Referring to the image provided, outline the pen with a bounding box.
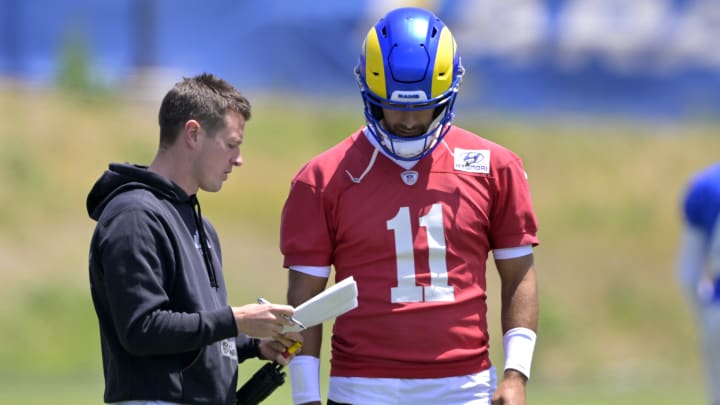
[257,297,306,329]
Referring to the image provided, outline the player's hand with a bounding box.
[232,303,296,338]
[491,369,527,405]
[258,332,304,365]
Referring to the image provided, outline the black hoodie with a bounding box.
[87,163,257,405]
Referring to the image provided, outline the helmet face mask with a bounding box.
[355,7,464,161]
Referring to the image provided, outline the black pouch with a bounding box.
[235,361,286,405]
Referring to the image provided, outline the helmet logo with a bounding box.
[390,90,427,102]
[400,170,419,186]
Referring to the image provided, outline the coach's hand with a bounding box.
[258,332,303,365]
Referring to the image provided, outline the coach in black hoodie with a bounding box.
[87,74,300,405]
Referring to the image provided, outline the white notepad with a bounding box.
[282,276,358,333]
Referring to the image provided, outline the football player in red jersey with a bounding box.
[281,7,539,405]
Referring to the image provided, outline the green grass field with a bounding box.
[0,86,716,404]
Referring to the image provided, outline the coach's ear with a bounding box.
[183,120,202,149]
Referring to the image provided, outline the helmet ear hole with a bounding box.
[370,104,384,120]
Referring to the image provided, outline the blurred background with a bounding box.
[0,0,718,404]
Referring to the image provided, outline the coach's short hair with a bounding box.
[158,73,251,148]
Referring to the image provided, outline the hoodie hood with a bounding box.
[87,163,190,221]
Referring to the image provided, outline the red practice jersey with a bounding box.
[281,127,539,379]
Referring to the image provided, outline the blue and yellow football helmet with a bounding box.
[355,7,464,161]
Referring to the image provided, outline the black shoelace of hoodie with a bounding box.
[190,195,218,288]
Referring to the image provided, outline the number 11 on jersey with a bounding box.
[387,203,455,303]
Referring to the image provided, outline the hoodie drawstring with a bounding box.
[190,195,218,288]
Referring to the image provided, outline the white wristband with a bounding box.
[289,355,321,404]
[503,327,537,379]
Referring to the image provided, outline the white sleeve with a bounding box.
[492,245,533,260]
[290,265,332,278]
[677,224,707,308]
